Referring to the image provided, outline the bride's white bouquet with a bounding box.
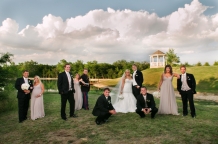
[118,94,124,100]
[21,83,30,90]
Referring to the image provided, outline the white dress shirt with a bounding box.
[181,73,191,91]
[65,71,72,90]
[132,70,137,86]
[23,77,28,84]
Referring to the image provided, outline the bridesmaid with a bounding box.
[157,65,180,115]
[74,73,83,110]
[31,76,45,120]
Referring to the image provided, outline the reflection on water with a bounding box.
[41,80,58,92]
[41,80,99,92]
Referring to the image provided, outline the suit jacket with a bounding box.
[15,77,33,99]
[133,70,144,87]
[92,94,114,116]
[57,71,75,94]
[177,73,196,94]
[136,93,156,111]
[80,74,90,92]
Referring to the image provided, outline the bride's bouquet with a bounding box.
[21,83,30,90]
[118,94,124,100]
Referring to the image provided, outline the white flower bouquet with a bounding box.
[21,83,30,90]
[118,94,124,100]
[153,91,160,98]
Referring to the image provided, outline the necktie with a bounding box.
[143,96,147,107]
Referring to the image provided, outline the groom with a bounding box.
[132,64,144,98]
[15,70,33,123]
[177,65,196,118]
[136,86,158,119]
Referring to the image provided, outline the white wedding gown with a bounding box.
[113,79,137,113]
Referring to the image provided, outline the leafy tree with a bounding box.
[204,62,210,66]
[196,62,202,66]
[213,61,218,66]
[165,49,180,65]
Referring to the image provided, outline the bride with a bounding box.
[111,69,137,113]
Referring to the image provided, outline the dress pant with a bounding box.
[18,96,30,122]
[96,113,112,122]
[132,86,140,98]
[61,90,75,119]
[180,90,196,116]
[136,107,158,118]
[82,92,89,109]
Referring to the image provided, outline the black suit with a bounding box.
[92,94,114,122]
[15,77,33,122]
[177,73,196,117]
[136,93,158,118]
[132,70,144,98]
[80,74,90,109]
[57,71,75,119]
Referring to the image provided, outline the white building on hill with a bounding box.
[149,50,166,68]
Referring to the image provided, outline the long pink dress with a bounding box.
[31,84,45,120]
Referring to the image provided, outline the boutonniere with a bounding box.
[187,76,190,80]
[136,74,138,76]
[146,100,150,102]
[28,80,31,84]
[108,100,111,104]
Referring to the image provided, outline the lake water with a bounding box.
[41,80,99,92]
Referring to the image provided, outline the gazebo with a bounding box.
[149,50,166,68]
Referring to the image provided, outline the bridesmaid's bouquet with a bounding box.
[153,91,160,98]
[21,83,30,90]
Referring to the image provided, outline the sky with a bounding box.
[0,0,218,65]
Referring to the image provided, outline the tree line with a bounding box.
[2,57,150,79]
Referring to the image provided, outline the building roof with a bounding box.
[151,50,165,55]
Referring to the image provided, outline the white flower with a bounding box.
[21,83,30,90]
[118,94,124,100]
[153,91,160,98]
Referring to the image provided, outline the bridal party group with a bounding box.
[15,63,196,125]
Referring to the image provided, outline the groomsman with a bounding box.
[57,64,76,120]
[15,70,33,123]
[92,88,116,125]
[177,65,196,118]
[80,69,90,110]
[136,86,158,119]
[132,64,144,98]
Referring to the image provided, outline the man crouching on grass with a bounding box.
[92,88,116,125]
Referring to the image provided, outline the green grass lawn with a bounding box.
[99,66,218,93]
[0,91,218,144]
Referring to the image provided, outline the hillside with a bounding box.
[99,66,218,93]
[142,66,218,93]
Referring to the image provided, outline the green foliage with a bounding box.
[204,62,210,66]
[165,48,180,65]
[3,59,149,79]
[213,61,218,66]
[196,62,202,66]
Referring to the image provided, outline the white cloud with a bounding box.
[0,0,217,65]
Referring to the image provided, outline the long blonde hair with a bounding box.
[34,75,42,84]
[124,69,131,78]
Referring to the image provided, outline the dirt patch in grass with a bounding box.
[47,129,88,144]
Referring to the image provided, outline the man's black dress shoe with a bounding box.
[62,118,67,121]
[183,114,188,116]
[95,120,102,125]
[70,114,78,118]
